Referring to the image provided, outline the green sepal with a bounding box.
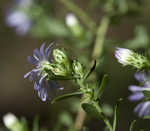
[94,74,108,100]
[51,92,83,104]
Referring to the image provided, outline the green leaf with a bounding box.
[113,98,122,131]
[142,91,150,98]
[94,74,108,100]
[129,120,136,131]
[51,92,83,104]
[84,60,96,80]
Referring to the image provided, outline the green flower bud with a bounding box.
[53,49,69,64]
[72,60,84,78]
[49,64,68,77]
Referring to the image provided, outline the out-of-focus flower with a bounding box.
[115,47,150,70]
[15,0,33,8]
[66,13,78,27]
[134,101,150,117]
[65,13,84,37]
[128,71,150,117]
[24,43,63,101]
[3,113,18,128]
[6,11,32,35]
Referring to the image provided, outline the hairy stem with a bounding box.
[60,0,96,32]
[74,15,110,130]
[93,101,113,131]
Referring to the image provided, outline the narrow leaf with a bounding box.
[129,120,136,131]
[84,60,96,80]
[51,92,82,104]
[113,98,122,131]
[94,74,108,100]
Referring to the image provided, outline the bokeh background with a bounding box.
[0,0,150,130]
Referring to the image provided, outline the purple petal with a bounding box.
[24,71,31,79]
[33,49,42,60]
[128,93,144,101]
[138,102,150,117]
[38,88,48,102]
[39,75,47,85]
[134,72,146,82]
[34,82,40,91]
[129,85,144,92]
[45,44,52,57]
[28,56,38,65]
[40,43,46,59]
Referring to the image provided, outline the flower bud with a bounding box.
[115,48,150,70]
[49,64,68,77]
[53,49,69,64]
[3,113,23,131]
[65,13,83,37]
[72,60,84,78]
[3,113,18,128]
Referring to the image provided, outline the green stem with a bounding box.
[92,15,110,59]
[60,0,96,32]
[93,101,113,131]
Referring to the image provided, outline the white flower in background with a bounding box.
[3,113,18,128]
[115,48,134,66]
[65,13,78,27]
[6,11,32,35]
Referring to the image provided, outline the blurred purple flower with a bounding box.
[128,71,150,117]
[24,43,63,101]
[6,11,32,35]
[15,0,33,8]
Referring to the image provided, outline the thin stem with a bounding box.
[74,15,110,131]
[93,101,113,131]
[60,0,96,32]
[92,15,110,59]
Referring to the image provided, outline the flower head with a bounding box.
[24,43,63,101]
[128,71,150,117]
[65,13,78,27]
[115,47,150,70]
[115,48,134,66]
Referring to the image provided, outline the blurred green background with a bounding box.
[0,0,150,130]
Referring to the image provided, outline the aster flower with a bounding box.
[24,43,63,101]
[115,48,134,66]
[115,47,150,70]
[128,71,150,117]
